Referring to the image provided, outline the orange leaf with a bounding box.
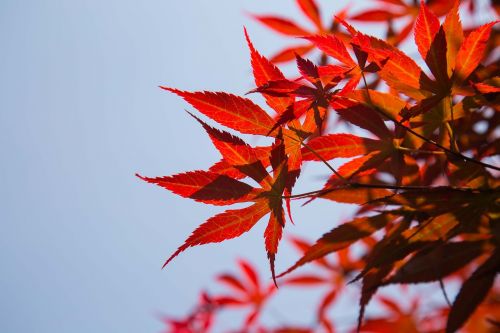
[163,87,274,135]
[443,1,463,76]
[415,3,449,87]
[454,21,498,85]
[414,1,440,65]
[345,89,407,119]
[380,49,435,100]
[321,187,392,205]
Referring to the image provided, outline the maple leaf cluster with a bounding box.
[138,0,499,332]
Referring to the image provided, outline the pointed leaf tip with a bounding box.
[163,202,269,270]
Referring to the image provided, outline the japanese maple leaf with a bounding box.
[302,32,385,94]
[300,92,422,187]
[245,30,310,224]
[350,0,458,46]
[348,2,497,123]
[212,259,276,329]
[344,11,443,106]
[250,53,344,133]
[251,0,351,63]
[279,213,394,278]
[282,237,364,332]
[161,291,215,333]
[256,326,314,333]
[460,284,500,333]
[357,294,440,333]
[137,115,290,284]
[446,250,500,333]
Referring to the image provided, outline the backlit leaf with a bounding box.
[454,21,498,85]
[163,87,274,135]
[163,202,269,268]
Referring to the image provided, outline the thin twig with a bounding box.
[358,72,500,172]
[281,183,494,200]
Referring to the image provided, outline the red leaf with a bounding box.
[270,44,315,63]
[303,35,356,66]
[296,0,322,29]
[330,97,393,139]
[196,119,272,186]
[163,202,269,268]
[355,33,436,99]
[377,0,406,5]
[213,258,276,325]
[252,79,313,97]
[252,15,311,36]
[414,1,440,65]
[214,296,245,306]
[136,171,259,205]
[472,81,500,94]
[342,72,362,93]
[208,159,247,180]
[244,28,293,113]
[428,0,457,16]
[351,9,406,22]
[238,259,260,290]
[318,64,350,77]
[279,214,391,277]
[327,152,386,182]
[301,133,383,161]
[443,1,463,76]
[162,87,274,135]
[318,289,337,320]
[415,3,449,86]
[284,274,327,286]
[266,209,285,285]
[218,274,248,293]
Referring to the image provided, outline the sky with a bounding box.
[0,1,355,332]
[2,1,496,332]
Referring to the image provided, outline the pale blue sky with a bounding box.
[0,1,354,332]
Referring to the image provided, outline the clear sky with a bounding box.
[0,1,354,332]
[4,1,494,332]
